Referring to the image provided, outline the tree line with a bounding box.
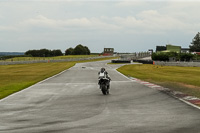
[65,44,90,55]
[25,49,63,57]
[25,44,90,57]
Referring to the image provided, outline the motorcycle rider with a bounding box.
[98,67,111,89]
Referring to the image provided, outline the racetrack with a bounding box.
[0,60,200,133]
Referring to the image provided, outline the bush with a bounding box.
[179,53,194,61]
[152,52,169,61]
[152,52,194,62]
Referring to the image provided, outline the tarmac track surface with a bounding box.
[0,60,200,133]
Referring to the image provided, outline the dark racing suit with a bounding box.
[98,71,111,89]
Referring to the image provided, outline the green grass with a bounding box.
[117,64,200,98]
[0,56,117,99]
[0,62,75,99]
[2,55,99,61]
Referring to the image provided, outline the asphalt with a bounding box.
[0,60,200,133]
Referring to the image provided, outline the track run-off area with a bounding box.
[0,60,200,133]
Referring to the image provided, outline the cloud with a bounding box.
[115,1,145,7]
[1,0,200,53]
[13,12,196,36]
[109,11,186,34]
[136,10,186,30]
[0,26,18,31]
[22,15,60,29]
[160,1,200,33]
[21,15,120,31]
[3,1,200,35]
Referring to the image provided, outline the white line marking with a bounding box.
[114,69,133,81]
[140,82,150,84]
[183,96,200,101]
[111,81,133,83]
[144,83,155,86]
[124,76,200,110]
[179,98,200,110]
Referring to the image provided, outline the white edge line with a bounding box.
[132,76,200,110]
[178,98,200,110]
[114,69,133,81]
[105,61,132,81]
[38,69,69,84]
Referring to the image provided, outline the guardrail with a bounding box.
[112,60,131,63]
[133,60,153,64]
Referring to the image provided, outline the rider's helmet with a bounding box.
[101,67,105,73]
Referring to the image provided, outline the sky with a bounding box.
[0,0,200,53]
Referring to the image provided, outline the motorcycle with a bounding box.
[98,78,110,95]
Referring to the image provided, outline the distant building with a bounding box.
[148,49,154,54]
[103,48,114,56]
[181,48,190,53]
[156,44,181,53]
[156,46,166,52]
[165,44,181,53]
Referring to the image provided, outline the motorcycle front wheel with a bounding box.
[101,85,108,95]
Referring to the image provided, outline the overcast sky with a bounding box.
[0,0,200,53]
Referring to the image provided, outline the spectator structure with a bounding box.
[103,48,114,56]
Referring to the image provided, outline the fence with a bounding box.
[118,52,151,60]
[0,56,113,65]
[154,61,200,67]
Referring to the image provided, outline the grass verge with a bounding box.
[0,57,116,99]
[0,62,75,99]
[2,55,99,61]
[117,64,200,98]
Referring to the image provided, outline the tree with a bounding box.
[73,44,85,55]
[83,46,90,55]
[39,49,49,57]
[73,44,90,55]
[25,50,39,57]
[65,48,74,55]
[52,49,63,56]
[65,44,91,55]
[25,49,63,57]
[190,32,200,52]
